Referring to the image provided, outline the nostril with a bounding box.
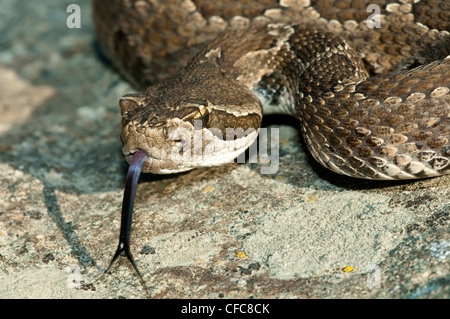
[119,98,139,114]
[119,93,145,114]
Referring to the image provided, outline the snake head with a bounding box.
[119,91,261,174]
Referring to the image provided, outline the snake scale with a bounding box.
[92,0,449,287]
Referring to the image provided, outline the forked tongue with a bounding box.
[104,150,149,291]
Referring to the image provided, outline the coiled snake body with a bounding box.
[93,0,449,287]
[94,0,450,180]
[94,0,450,179]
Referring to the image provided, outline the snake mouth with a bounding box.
[124,150,160,166]
[125,150,149,159]
[124,150,166,164]
[124,149,193,174]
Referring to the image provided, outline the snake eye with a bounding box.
[181,107,210,129]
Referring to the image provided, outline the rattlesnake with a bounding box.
[92,0,449,288]
[94,0,449,179]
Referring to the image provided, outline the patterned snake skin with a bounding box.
[93,0,450,180]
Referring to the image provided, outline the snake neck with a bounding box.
[257,26,369,118]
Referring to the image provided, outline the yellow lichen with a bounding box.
[236,251,248,259]
[301,195,318,203]
[202,186,213,193]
